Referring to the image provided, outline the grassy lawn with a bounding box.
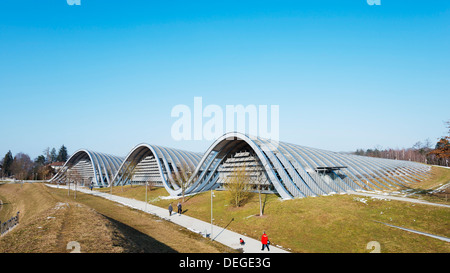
[396,166,450,204]
[102,166,450,253]
[4,165,446,253]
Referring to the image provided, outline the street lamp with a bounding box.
[145,181,148,212]
[110,174,113,199]
[210,189,215,240]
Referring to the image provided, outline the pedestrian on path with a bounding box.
[90,182,93,191]
[169,203,173,216]
[261,231,270,251]
[177,201,182,215]
[240,238,245,246]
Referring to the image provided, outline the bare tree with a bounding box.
[252,168,267,216]
[43,147,51,164]
[10,153,33,181]
[223,164,252,207]
[66,168,82,199]
[171,162,192,202]
[41,165,54,181]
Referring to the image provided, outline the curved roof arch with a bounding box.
[50,149,124,187]
[110,143,203,195]
[183,132,431,199]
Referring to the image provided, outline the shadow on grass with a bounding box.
[262,193,268,215]
[212,217,234,241]
[101,214,178,253]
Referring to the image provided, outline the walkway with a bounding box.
[373,221,450,243]
[45,184,290,253]
[348,191,450,208]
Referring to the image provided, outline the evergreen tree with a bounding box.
[50,148,57,163]
[1,150,14,177]
[57,145,69,162]
[35,155,46,166]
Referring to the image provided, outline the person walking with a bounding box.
[177,201,182,215]
[168,203,173,216]
[261,231,270,251]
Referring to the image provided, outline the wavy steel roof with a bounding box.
[50,133,430,199]
[49,149,124,187]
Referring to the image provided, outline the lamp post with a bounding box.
[110,174,113,200]
[210,189,215,240]
[145,181,148,212]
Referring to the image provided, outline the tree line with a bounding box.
[1,145,69,180]
[353,120,450,167]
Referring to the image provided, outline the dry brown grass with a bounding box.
[0,183,235,253]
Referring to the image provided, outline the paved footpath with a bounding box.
[348,191,450,208]
[45,184,290,253]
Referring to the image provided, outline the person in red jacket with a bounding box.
[261,231,270,251]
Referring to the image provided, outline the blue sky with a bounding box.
[0,0,449,159]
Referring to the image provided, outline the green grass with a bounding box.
[398,166,450,203]
[103,183,450,253]
[92,166,450,253]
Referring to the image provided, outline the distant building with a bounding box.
[50,162,65,172]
